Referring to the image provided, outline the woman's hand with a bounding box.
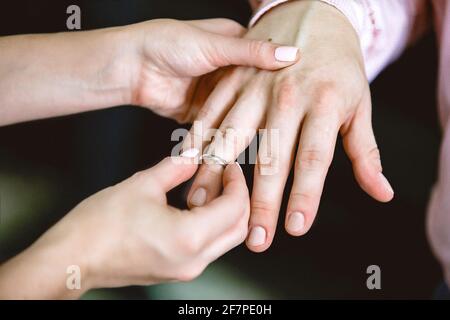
[0,154,249,299]
[125,18,300,122]
[183,1,394,253]
[0,18,299,126]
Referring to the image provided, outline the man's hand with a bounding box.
[184,1,394,253]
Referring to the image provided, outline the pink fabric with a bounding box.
[251,0,450,285]
[249,0,293,27]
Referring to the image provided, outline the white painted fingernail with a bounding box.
[287,211,305,233]
[190,188,207,207]
[379,173,394,195]
[275,46,299,62]
[235,162,243,173]
[247,226,266,247]
[181,148,199,158]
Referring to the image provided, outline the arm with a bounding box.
[0,234,90,299]
[0,19,299,126]
[0,29,132,126]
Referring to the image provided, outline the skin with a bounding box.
[0,18,299,126]
[0,159,249,299]
[185,1,395,253]
[0,18,298,299]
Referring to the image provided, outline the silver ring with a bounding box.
[201,154,229,166]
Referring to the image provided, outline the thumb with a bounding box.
[342,98,394,203]
[206,33,300,71]
[189,163,250,241]
[141,150,200,193]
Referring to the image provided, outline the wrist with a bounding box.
[52,26,142,111]
[248,0,362,60]
[78,26,141,108]
[0,230,93,299]
[31,207,103,298]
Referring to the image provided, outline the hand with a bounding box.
[184,1,394,252]
[0,18,299,126]
[0,155,249,299]
[125,18,300,122]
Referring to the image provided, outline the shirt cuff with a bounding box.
[249,0,290,27]
[249,0,362,39]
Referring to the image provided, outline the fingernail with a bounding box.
[247,226,266,247]
[275,46,299,62]
[190,187,207,207]
[181,148,199,158]
[379,173,394,195]
[235,162,243,173]
[286,212,305,233]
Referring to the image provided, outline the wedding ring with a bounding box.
[201,153,229,167]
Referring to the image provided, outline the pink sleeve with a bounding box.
[249,0,424,82]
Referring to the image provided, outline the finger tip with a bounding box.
[246,225,271,253]
[373,173,395,202]
[357,172,395,203]
[246,242,270,253]
[285,226,308,237]
[379,191,395,203]
[366,189,393,203]
[285,210,309,237]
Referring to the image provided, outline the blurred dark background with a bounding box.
[0,0,442,299]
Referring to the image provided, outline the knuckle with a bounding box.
[296,149,329,171]
[312,82,340,113]
[352,145,382,170]
[217,18,243,34]
[173,229,203,257]
[175,263,207,282]
[216,125,238,144]
[274,76,299,111]
[290,191,318,211]
[251,199,277,219]
[226,216,249,247]
[207,126,244,162]
[197,105,213,121]
[248,40,266,58]
[257,142,290,177]
[130,170,154,191]
[257,153,281,176]
[367,146,382,171]
[368,146,381,160]
[237,223,250,243]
